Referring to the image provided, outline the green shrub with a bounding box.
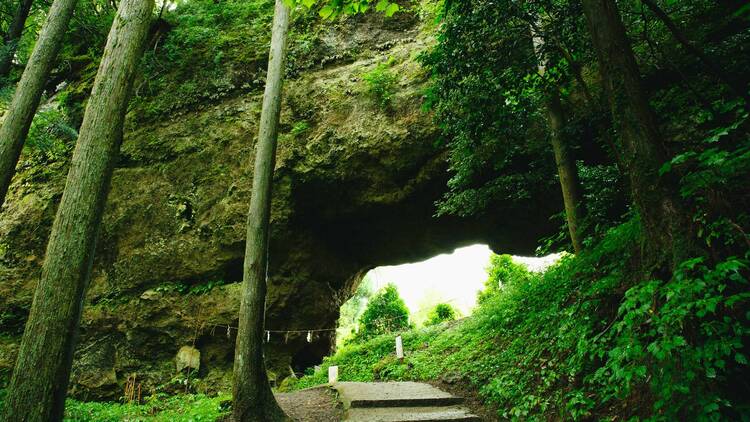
[24,107,78,161]
[153,279,227,296]
[128,0,276,120]
[477,254,530,304]
[351,284,411,342]
[362,61,398,110]
[424,303,457,326]
[290,121,310,136]
[337,276,374,346]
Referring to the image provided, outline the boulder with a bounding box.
[176,345,201,372]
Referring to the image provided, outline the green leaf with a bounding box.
[706,366,716,378]
[734,4,750,18]
[659,162,672,176]
[736,353,748,365]
[319,5,334,18]
[302,0,315,8]
[375,0,388,12]
[385,3,399,17]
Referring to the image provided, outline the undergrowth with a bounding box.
[62,393,230,422]
[285,219,750,420]
[362,60,398,110]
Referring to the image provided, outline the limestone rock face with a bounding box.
[0,11,559,399]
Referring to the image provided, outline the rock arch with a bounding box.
[0,20,559,399]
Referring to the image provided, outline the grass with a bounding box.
[63,393,230,421]
[0,388,229,421]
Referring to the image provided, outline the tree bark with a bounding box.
[546,92,585,253]
[231,0,291,421]
[581,0,692,268]
[640,0,750,105]
[1,0,153,418]
[531,24,585,253]
[0,0,35,77]
[0,0,79,210]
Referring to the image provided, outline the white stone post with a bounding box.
[328,365,339,384]
[395,335,404,361]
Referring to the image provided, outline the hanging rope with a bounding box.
[208,313,412,338]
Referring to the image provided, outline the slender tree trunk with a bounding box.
[546,92,585,253]
[531,24,585,253]
[1,0,153,418]
[545,32,627,176]
[0,0,35,77]
[640,0,750,105]
[231,0,291,421]
[0,0,79,210]
[581,0,693,268]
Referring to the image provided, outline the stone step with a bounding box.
[335,382,464,409]
[345,406,481,422]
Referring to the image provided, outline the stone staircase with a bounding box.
[333,381,481,422]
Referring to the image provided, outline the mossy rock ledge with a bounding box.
[0,12,558,399]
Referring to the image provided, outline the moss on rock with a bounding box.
[0,7,558,399]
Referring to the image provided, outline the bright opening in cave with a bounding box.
[370,244,493,321]
[337,244,561,345]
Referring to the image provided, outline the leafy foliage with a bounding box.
[284,0,400,19]
[63,393,230,421]
[594,255,750,419]
[424,303,456,326]
[419,0,588,218]
[132,0,277,120]
[24,107,78,161]
[337,276,374,345]
[660,100,750,252]
[351,284,411,342]
[476,254,530,304]
[362,61,398,110]
[577,163,628,240]
[292,218,750,419]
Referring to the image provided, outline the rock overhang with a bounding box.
[0,11,561,399]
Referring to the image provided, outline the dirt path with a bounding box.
[276,387,342,422]
[221,382,489,421]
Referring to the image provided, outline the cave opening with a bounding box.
[335,244,562,348]
[336,244,494,346]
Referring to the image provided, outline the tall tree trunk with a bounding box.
[640,0,750,105]
[231,0,291,421]
[531,24,585,253]
[1,0,153,418]
[0,0,79,210]
[581,0,692,268]
[546,92,585,253]
[0,0,35,77]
